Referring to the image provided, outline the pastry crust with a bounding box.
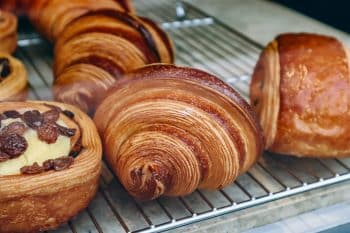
[0,53,28,101]
[53,10,174,114]
[250,33,350,157]
[94,64,263,200]
[0,101,102,233]
[26,0,134,42]
[0,10,17,54]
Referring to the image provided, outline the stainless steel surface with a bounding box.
[15,0,350,232]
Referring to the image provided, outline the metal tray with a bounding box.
[15,0,350,232]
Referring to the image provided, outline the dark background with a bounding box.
[272,1,350,33]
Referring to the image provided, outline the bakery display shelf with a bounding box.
[14,0,350,232]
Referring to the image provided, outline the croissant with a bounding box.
[250,33,350,157]
[94,64,264,200]
[53,10,174,114]
[26,0,133,42]
[0,10,17,54]
[0,53,28,101]
[0,101,102,233]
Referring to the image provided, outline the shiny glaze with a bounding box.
[251,33,350,157]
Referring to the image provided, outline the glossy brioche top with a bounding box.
[251,33,350,157]
[95,64,263,200]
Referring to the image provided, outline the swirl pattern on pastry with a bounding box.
[250,33,350,157]
[0,10,17,54]
[26,0,134,42]
[94,64,264,200]
[53,10,174,114]
[0,53,28,101]
[0,101,102,233]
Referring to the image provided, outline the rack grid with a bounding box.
[14,0,350,232]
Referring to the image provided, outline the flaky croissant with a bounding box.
[94,64,264,200]
[26,0,134,42]
[53,10,174,114]
[0,53,28,101]
[0,101,102,233]
[0,10,17,54]
[250,33,350,157]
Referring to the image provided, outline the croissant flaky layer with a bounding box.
[53,9,174,114]
[0,53,28,101]
[25,0,134,42]
[94,64,264,200]
[0,101,102,233]
[250,33,350,157]
[0,10,17,54]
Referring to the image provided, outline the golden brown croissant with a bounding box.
[0,53,28,101]
[250,33,350,157]
[26,0,134,42]
[0,101,102,233]
[0,10,17,54]
[94,64,264,200]
[53,10,174,114]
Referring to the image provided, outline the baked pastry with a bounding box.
[0,101,102,233]
[94,64,264,200]
[0,53,28,101]
[0,10,17,54]
[250,33,350,157]
[53,10,174,114]
[0,0,29,15]
[26,0,134,42]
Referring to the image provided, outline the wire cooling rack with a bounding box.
[14,0,350,232]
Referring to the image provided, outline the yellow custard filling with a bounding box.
[0,118,71,176]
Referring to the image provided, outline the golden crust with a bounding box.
[26,0,130,42]
[95,64,263,200]
[0,53,28,101]
[0,101,102,233]
[251,33,350,157]
[52,10,174,114]
[0,10,17,54]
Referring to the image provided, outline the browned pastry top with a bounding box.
[275,33,350,156]
[95,64,263,200]
[56,9,161,63]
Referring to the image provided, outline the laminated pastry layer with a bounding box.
[250,40,280,149]
[95,65,263,200]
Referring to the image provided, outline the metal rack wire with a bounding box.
[14,0,350,232]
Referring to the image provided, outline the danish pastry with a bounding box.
[0,101,102,233]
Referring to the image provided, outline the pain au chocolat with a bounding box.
[0,10,17,54]
[94,64,264,200]
[250,33,350,157]
[53,9,174,114]
[0,101,102,233]
[0,53,28,101]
